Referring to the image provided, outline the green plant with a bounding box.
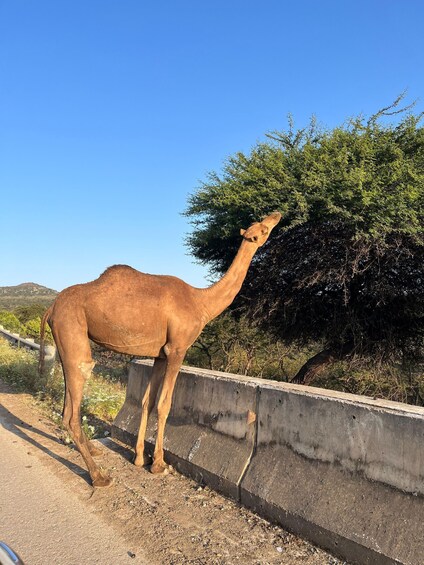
[14,304,47,324]
[185,96,424,379]
[314,356,424,405]
[0,337,42,391]
[0,311,25,334]
[24,316,54,344]
[186,313,316,380]
[81,374,126,423]
[0,337,125,438]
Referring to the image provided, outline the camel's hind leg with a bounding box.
[62,363,101,457]
[55,330,113,487]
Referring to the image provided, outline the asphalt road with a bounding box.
[0,403,146,565]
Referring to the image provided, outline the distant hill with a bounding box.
[0,283,58,309]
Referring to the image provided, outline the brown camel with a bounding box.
[39,211,281,487]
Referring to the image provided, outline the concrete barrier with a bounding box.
[251,382,424,495]
[240,381,424,565]
[112,360,424,565]
[112,360,258,498]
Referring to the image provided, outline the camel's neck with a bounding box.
[197,240,257,322]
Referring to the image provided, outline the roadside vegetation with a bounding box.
[0,337,125,439]
[0,306,53,343]
[185,95,424,403]
[185,314,424,405]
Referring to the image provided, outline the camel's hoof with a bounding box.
[93,475,114,488]
[88,443,103,457]
[150,461,171,475]
[134,453,152,467]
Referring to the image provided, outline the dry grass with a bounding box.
[0,338,126,438]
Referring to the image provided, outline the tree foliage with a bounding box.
[244,223,423,358]
[0,311,25,334]
[185,313,312,379]
[185,99,424,360]
[14,304,47,324]
[0,307,53,344]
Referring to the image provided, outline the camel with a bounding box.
[39,211,281,487]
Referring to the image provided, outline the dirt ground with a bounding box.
[0,380,345,565]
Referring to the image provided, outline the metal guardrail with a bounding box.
[0,325,56,361]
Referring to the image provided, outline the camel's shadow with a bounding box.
[99,435,136,463]
[0,402,92,485]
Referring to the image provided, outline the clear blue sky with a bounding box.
[1,0,423,291]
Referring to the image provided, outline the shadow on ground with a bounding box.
[0,402,92,485]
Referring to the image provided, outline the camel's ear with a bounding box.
[240,228,246,236]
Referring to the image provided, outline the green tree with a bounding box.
[185,98,424,382]
[0,307,53,344]
[14,304,47,324]
[0,311,25,334]
[24,317,53,344]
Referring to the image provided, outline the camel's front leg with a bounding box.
[151,350,185,475]
[134,357,166,467]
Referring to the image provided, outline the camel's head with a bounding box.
[240,211,282,247]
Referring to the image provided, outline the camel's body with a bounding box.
[40,212,281,487]
[63,267,208,358]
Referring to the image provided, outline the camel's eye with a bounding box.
[253,235,258,242]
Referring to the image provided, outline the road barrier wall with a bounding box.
[113,360,259,498]
[112,360,424,565]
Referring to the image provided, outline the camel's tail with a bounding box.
[39,306,53,375]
